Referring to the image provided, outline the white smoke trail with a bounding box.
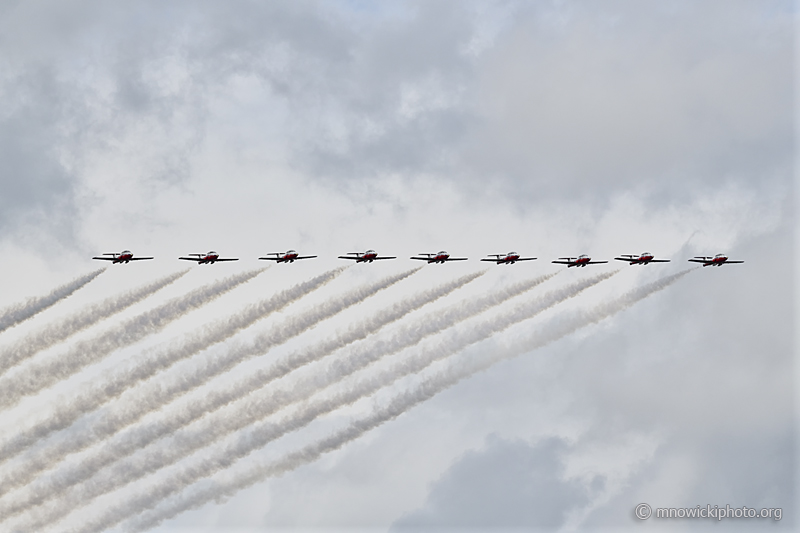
[0,269,104,334]
[0,269,344,499]
[0,269,264,412]
[122,270,691,533]
[253,272,557,399]
[0,270,188,377]
[41,272,609,533]
[0,268,421,524]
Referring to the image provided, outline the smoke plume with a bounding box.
[38,272,611,532]
[123,270,691,532]
[0,269,342,499]
[0,268,420,523]
[0,269,264,411]
[0,269,104,334]
[0,270,187,376]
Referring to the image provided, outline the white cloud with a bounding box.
[0,1,791,531]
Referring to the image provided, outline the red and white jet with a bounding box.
[410,251,468,264]
[552,255,608,268]
[92,250,153,264]
[178,251,239,264]
[614,252,670,265]
[481,252,537,265]
[688,254,744,267]
[338,250,396,263]
[259,250,317,263]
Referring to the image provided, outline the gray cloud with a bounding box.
[536,222,792,529]
[460,0,793,203]
[393,436,589,530]
[0,3,791,529]
[3,0,789,240]
[0,67,78,236]
[582,428,794,531]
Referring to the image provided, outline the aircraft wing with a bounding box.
[585,261,608,264]
[615,257,670,264]
[725,260,744,264]
[92,256,117,261]
[128,257,154,261]
[410,256,431,261]
[481,257,536,263]
[214,258,239,262]
[551,260,574,265]
[178,257,203,262]
[444,257,468,261]
[687,258,709,263]
[260,255,316,261]
[373,256,396,260]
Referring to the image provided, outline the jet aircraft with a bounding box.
[178,251,239,264]
[552,255,608,267]
[92,250,153,264]
[338,250,396,263]
[410,251,468,264]
[688,254,744,267]
[481,252,537,265]
[259,250,317,263]
[614,252,670,265]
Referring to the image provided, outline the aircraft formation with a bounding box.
[93,250,744,267]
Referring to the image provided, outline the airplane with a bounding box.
[688,254,744,267]
[410,251,468,264]
[481,252,537,265]
[338,250,396,263]
[258,250,317,263]
[178,251,239,264]
[552,255,608,267]
[92,250,154,264]
[614,252,670,265]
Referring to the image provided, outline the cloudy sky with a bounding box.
[0,0,794,532]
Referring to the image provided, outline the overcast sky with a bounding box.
[0,1,794,532]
